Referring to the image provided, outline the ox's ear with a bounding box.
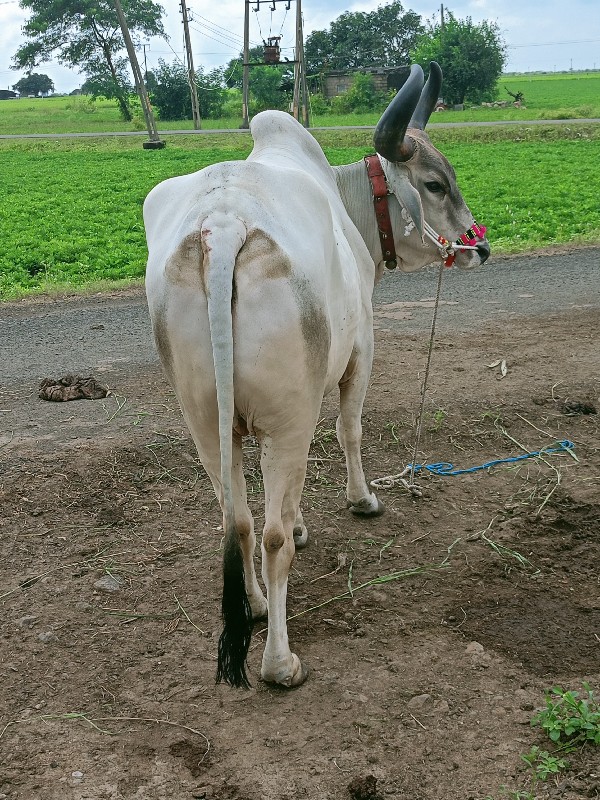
[380,159,424,239]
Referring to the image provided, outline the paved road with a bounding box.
[1,248,598,384]
[1,118,599,140]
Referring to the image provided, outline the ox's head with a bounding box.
[374,62,490,272]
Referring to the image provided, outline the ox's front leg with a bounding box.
[337,346,385,518]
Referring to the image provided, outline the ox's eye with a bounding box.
[424,181,445,195]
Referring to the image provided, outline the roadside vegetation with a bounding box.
[1,72,599,135]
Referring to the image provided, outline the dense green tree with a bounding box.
[12,72,55,96]
[305,1,424,73]
[411,14,506,105]
[150,59,227,121]
[11,0,165,121]
[225,47,293,114]
[79,57,133,104]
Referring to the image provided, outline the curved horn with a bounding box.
[373,63,424,162]
[409,61,443,130]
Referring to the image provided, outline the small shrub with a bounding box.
[64,96,97,114]
[520,745,568,780]
[532,683,600,748]
[308,93,330,115]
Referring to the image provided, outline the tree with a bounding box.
[305,1,424,73]
[150,59,227,121]
[12,72,55,96]
[11,0,165,121]
[411,14,506,105]
[225,47,292,114]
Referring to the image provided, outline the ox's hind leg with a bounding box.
[259,433,312,687]
[189,424,267,621]
[337,344,384,518]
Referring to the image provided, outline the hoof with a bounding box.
[261,653,308,688]
[348,492,385,518]
[293,523,309,549]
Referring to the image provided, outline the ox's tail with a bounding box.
[203,215,253,689]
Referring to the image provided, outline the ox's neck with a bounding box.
[333,161,385,281]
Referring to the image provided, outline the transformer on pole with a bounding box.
[241,0,309,129]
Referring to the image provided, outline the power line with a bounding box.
[508,38,600,48]
[188,17,245,45]
[188,21,246,48]
[187,7,247,41]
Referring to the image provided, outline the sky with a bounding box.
[0,0,599,94]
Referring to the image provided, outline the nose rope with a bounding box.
[423,220,487,267]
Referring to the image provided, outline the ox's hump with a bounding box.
[249,111,338,199]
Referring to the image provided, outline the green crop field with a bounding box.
[1,124,599,300]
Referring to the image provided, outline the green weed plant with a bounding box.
[532,683,600,748]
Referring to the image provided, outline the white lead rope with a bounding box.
[371,219,479,497]
[371,218,485,496]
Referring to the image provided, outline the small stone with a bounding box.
[93,575,126,593]
[434,699,450,713]
[370,590,388,603]
[71,771,84,780]
[465,641,484,654]
[407,693,432,710]
[37,631,56,643]
[18,615,38,628]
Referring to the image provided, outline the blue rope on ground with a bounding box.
[408,439,575,477]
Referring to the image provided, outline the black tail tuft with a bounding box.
[216,531,253,688]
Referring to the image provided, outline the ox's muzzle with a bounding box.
[427,220,489,268]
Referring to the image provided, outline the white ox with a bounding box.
[144,63,489,689]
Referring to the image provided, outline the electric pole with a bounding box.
[180,0,201,130]
[142,43,150,90]
[440,4,445,30]
[296,1,309,127]
[113,0,164,149]
[242,0,250,128]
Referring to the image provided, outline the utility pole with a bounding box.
[297,3,309,127]
[292,0,308,125]
[113,0,164,149]
[180,0,201,130]
[242,0,250,128]
[440,4,445,31]
[141,43,150,90]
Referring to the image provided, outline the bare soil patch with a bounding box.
[1,308,599,800]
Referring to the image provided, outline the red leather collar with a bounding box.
[364,154,397,269]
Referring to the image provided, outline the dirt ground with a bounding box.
[1,299,599,800]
